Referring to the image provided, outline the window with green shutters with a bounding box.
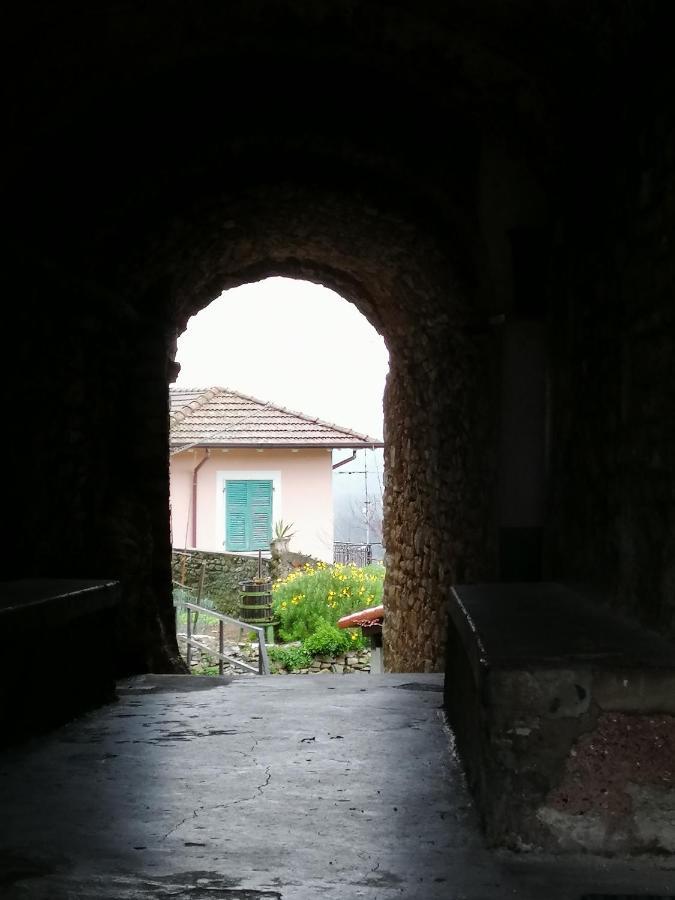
[225,479,273,552]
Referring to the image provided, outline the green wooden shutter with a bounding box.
[249,480,273,550]
[225,481,249,551]
[225,480,273,551]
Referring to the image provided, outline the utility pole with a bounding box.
[364,452,370,545]
[338,451,371,543]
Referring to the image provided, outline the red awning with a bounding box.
[337,605,384,629]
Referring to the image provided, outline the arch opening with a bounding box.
[163,244,492,675]
[168,277,389,673]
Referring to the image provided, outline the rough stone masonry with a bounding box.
[1,3,673,682]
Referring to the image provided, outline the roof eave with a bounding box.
[170,441,385,451]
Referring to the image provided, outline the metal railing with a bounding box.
[174,595,270,676]
[333,541,380,566]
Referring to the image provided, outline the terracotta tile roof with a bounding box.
[170,387,384,450]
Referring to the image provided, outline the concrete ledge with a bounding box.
[0,579,121,745]
[445,583,675,855]
[0,579,120,628]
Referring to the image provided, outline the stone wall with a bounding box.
[382,317,498,673]
[172,549,271,618]
[2,293,182,677]
[178,631,372,676]
[268,550,321,583]
[3,2,673,688]
[545,49,675,639]
[295,650,371,675]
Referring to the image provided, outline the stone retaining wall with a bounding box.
[275,650,371,675]
[172,549,271,617]
[177,632,371,676]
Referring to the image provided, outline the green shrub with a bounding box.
[302,622,351,656]
[272,562,384,642]
[268,645,312,671]
[268,623,366,671]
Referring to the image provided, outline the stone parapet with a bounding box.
[0,580,121,745]
[445,582,675,854]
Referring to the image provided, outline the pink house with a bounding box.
[170,387,383,562]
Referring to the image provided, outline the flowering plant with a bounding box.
[272,561,384,643]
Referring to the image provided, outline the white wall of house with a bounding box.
[170,447,334,562]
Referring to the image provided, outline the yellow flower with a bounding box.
[350,633,357,641]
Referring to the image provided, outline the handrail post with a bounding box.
[197,561,206,603]
[258,627,270,675]
[174,594,271,675]
[193,561,207,635]
[186,599,192,668]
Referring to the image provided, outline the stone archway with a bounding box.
[3,2,555,675]
[160,186,499,672]
[5,3,673,683]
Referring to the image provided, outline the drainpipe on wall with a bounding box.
[332,450,357,470]
[191,448,210,549]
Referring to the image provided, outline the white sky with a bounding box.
[175,277,389,439]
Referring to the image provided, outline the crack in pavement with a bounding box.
[157,728,270,841]
[162,762,273,837]
[162,808,199,840]
[228,765,272,806]
[257,766,272,796]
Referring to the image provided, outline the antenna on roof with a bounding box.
[337,449,372,545]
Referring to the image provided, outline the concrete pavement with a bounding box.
[1,674,674,899]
